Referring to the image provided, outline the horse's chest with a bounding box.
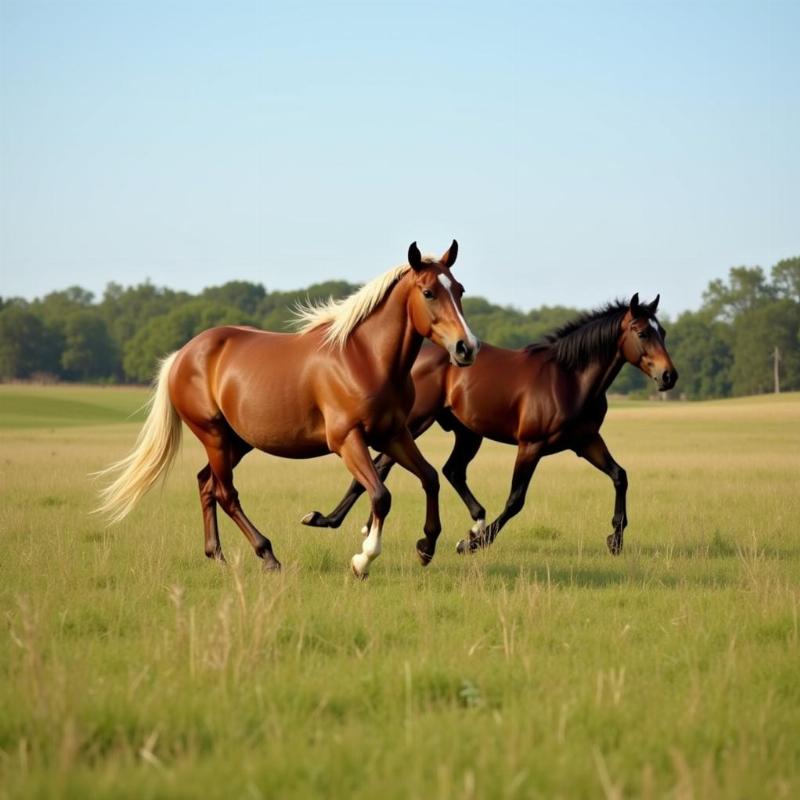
[362,410,401,440]
[542,411,604,453]
[354,382,410,435]
[363,389,410,429]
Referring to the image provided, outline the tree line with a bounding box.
[1,257,798,399]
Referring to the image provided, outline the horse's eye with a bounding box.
[422,289,435,300]
[637,329,649,339]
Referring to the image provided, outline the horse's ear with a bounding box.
[648,294,660,314]
[408,242,423,271]
[440,239,458,269]
[629,293,640,313]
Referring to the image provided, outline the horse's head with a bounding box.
[620,293,678,391]
[406,240,480,367]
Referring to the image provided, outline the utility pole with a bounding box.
[773,346,781,394]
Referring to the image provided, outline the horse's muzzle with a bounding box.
[452,339,479,367]
[657,368,678,391]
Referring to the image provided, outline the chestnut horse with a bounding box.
[96,241,479,577]
[303,294,677,555]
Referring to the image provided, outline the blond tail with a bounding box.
[94,353,182,523]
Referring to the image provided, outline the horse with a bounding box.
[302,293,677,556]
[95,241,480,577]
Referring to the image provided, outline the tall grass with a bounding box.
[1,389,798,798]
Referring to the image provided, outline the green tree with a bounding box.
[60,310,118,381]
[771,257,800,302]
[0,304,60,379]
[702,266,774,321]
[100,282,190,357]
[667,311,734,399]
[461,299,581,350]
[9,256,798,397]
[730,300,800,395]
[29,287,99,372]
[259,280,358,331]
[202,281,266,315]
[610,365,650,396]
[123,300,255,382]
[34,286,95,327]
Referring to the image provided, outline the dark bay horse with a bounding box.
[96,241,479,577]
[303,294,677,555]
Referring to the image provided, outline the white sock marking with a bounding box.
[351,518,383,576]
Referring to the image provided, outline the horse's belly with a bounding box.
[228,404,329,457]
[257,440,331,459]
[218,382,329,457]
[454,406,519,445]
[479,423,519,446]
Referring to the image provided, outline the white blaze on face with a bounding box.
[438,275,479,351]
[649,318,660,335]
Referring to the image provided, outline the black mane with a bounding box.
[526,300,630,370]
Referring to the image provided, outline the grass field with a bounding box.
[1,384,799,799]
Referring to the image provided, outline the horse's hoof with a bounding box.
[262,557,282,572]
[416,538,434,567]
[301,511,325,527]
[457,537,481,555]
[606,534,623,555]
[350,555,369,580]
[470,519,486,538]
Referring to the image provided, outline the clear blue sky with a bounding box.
[1,0,798,317]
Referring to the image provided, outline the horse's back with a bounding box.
[171,325,305,396]
[169,325,330,455]
[447,343,580,445]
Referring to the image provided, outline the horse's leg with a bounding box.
[359,415,438,537]
[576,433,628,555]
[197,463,225,562]
[304,414,435,531]
[301,453,396,529]
[381,428,441,566]
[356,455,396,537]
[441,419,486,539]
[204,437,281,571]
[338,428,392,578]
[458,441,543,554]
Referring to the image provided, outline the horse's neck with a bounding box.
[573,342,625,405]
[349,279,422,382]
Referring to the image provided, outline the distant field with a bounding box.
[0,384,149,429]
[1,385,798,798]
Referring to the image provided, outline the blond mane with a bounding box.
[292,257,437,348]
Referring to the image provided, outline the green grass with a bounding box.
[0,385,148,429]
[1,386,799,798]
